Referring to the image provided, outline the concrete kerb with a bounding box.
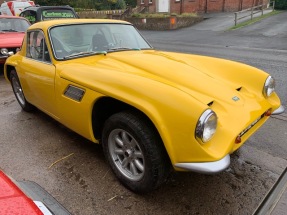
[253,168,287,215]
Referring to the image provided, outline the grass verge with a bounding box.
[229,10,282,30]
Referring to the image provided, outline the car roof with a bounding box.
[0,15,29,20]
[21,5,75,12]
[29,19,131,31]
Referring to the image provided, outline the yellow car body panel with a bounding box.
[4,19,282,172]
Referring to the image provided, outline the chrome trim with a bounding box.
[175,154,230,174]
[33,201,53,215]
[263,76,275,97]
[195,109,217,143]
[272,105,285,115]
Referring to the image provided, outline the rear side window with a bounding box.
[27,31,51,62]
[21,10,37,24]
[41,9,76,21]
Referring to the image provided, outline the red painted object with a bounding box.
[0,15,30,64]
[0,171,43,215]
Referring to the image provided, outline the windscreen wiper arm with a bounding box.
[64,51,107,59]
[107,47,141,52]
[2,29,18,32]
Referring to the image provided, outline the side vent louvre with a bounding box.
[64,85,85,101]
[236,87,242,91]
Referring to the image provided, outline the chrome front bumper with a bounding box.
[175,154,230,174]
[272,105,285,115]
[174,106,284,174]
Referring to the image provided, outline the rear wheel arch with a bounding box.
[9,69,35,112]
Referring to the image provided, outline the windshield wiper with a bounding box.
[1,29,19,32]
[107,47,141,52]
[64,51,107,59]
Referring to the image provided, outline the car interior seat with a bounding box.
[38,39,51,62]
[91,34,108,51]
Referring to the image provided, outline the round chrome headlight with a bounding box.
[195,109,217,143]
[263,76,275,97]
[1,48,8,55]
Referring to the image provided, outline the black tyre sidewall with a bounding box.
[102,111,168,193]
[10,70,34,112]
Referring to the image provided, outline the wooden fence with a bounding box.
[234,1,275,26]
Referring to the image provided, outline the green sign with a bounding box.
[42,11,75,18]
[25,15,36,22]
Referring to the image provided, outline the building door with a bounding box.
[158,0,169,12]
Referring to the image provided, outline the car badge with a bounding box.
[232,96,240,101]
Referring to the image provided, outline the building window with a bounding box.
[175,0,180,2]
[141,0,144,4]
[149,0,152,3]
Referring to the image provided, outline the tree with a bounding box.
[125,0,137,8]
[35,0,135,9]
[35,0,71,6]
[275,0,287,9]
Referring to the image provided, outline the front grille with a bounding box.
[0,47,19,57]
[7,48,18,52]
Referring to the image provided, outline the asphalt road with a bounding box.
[1,12,287,215]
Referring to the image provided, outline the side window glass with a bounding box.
[24,11,37,24]
[27,31,51,62]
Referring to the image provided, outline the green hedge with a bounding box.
[275,0,287,9]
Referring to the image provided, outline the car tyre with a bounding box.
[10,70,34,112]
[102,110,170,193]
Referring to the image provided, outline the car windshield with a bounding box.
[0,18,30,32]
[41,9,77,21]
[49,23,152,59]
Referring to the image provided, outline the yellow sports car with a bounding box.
[4,19,284,193]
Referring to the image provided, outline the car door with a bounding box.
[20,30,57,117]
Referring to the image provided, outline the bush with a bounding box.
[130,12,198,18]
[275,0,287,9]
[131,13,142,18]
[131,13,169,18]
[178,13,197,17]
[146,13,170,18]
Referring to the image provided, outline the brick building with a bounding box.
[137,0,268,13]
